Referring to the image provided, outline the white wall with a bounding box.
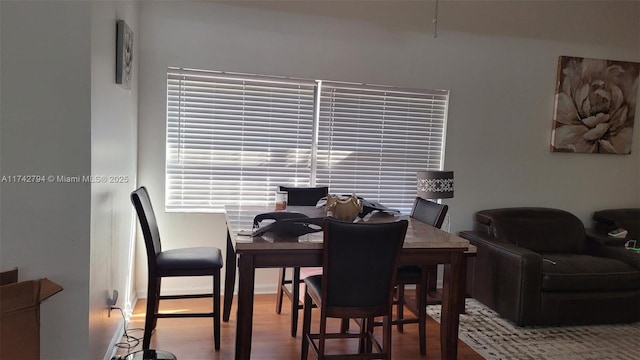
[137,1,640,296]
[90,2,139,359]
[1,2,92,358]
[1,1,139,359]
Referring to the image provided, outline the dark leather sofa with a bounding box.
[459,207,640,326]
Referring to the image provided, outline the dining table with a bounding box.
[222,204,470,360]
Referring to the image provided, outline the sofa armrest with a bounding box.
[459,231,542,264]
[592,208,640,240]
[459,231,542,326]
[586,229,629,247]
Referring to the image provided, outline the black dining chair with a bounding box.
[394,196,448,355]
[131,186,223,350]
[301,219,408,360]
[275,185,329,337]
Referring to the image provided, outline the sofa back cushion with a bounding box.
[475,207,586,253]
[592,208,640,240]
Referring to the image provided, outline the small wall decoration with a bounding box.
[116,19,133,89]
[551,56,639,154]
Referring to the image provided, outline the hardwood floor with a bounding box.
[116,294,484,360]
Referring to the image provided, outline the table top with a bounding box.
[225,205,470,251]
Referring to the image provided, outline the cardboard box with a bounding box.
[0,269,63,360]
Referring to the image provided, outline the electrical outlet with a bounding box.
[107,289,118,317]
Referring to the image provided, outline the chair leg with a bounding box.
[397,284,405,333]
[143,276,158,349]
[340,318,350,333]
[214,270,221,350]
[365,317,374,354]
[276,267,286,314]
[223,230,236,322]
[426,264,437,293]
[383,315,392,360]
[318,312,327,359]
[290,267,301,337]
[301,292,312,360]
[357,317,365,353]
[152,278,161,329]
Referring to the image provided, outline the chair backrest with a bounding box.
[131,186,162,267]
[321,219,408,315]
[410,197,448,228]
[278,186,329,206]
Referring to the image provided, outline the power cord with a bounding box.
[111,306,148,359]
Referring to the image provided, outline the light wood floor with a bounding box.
[116,294,484,360]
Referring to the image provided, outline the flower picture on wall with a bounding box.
[551,56,639,154]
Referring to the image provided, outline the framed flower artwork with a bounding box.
[551,56,639,154]
[116,19,133,89]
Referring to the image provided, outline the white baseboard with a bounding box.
[104,293,139,360]
[104,318,125,360]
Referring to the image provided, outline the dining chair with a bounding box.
[279,186,330,208]
[131,186,223,350]
[394,196,448,355]
[301,219,408,360]
[275,186,329,337]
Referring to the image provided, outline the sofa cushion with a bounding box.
[476,208,586,253]
[540,254,640,292]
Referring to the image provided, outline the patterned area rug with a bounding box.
[427,299,640,360]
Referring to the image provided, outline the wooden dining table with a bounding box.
[222,205,470,360]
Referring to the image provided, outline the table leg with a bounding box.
[291,267,301,337]
[417,266,428,355]
[223,229,237,322]
[440,252,464,360]
[459,256,469,314]
[235,253,255,360]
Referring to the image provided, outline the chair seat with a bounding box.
[299,267,323,279]
[298,267,323,303]
[304,275,322,300]
[541,254,640,292]
[157,247,223,276]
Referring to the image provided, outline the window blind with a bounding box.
[166,68,449,213]
[316,81,449,213]
[166,68,316,211]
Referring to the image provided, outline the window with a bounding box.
[166,68,449,213]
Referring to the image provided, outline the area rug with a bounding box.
[426,299,640,360]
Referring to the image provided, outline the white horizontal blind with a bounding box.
[166,68,316,211]
[166,68,450,213]
[316,81,449,213]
